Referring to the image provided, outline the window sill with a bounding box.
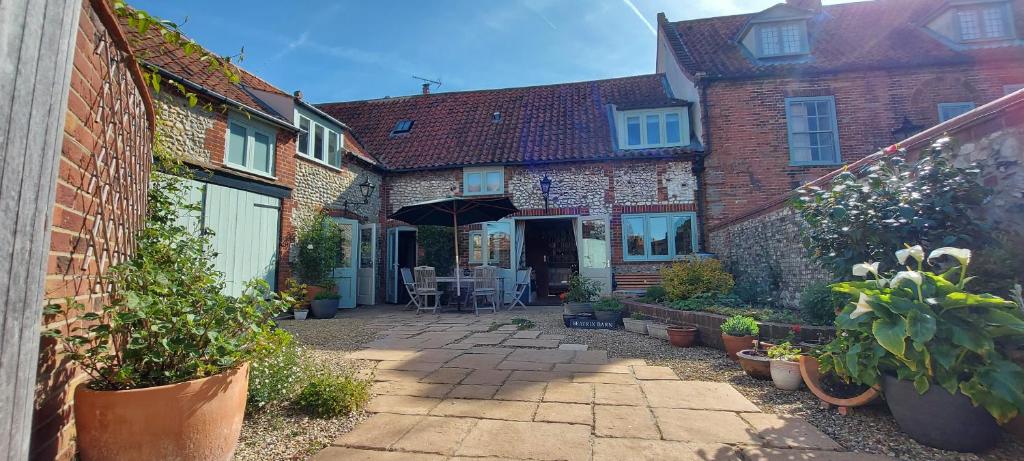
[789,162,842,168]
[223,163,277,181]
[295,154,343,173]
[463,192,505,197]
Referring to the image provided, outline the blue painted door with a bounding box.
[386,227,399,303]
[331,217,359,309]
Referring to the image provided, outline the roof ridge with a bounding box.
[668,0,875,25]
[317,73,665,106]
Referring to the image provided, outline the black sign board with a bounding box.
[567,317,617,329]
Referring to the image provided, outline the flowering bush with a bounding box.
[564,273,601,303]
[661,259,734,301]
[820,245,1024,423]
[247,328,304,411]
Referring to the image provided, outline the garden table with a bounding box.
[436,276,505,311]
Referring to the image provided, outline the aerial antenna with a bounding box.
[413,75,442,94]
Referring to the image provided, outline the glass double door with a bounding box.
[330,218,376,308]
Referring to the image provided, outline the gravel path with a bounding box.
[532,311,1024,461]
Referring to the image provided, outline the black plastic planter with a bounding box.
[593,310,622,324]
[882,375,1000,452]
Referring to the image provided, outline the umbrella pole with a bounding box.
[453,213,461,297]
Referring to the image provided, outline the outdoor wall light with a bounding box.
[344,178,376,211]
[539,175,552,211]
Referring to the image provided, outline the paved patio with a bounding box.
[312,309,890,461]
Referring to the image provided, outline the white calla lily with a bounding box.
[928,247,971,266]
[852,262,880,278]
[895,245,924,265]
[890,270,923,289]
[850,293,874,319]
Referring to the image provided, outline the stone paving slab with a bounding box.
[573,372,637,385]
[372,381,453,399]
[455,419,592,461]
[445,353,505,369]
[507,370,571,382]
[334,413,422,449]
[429,398,537,421]
[631,365,680,380]
[493,380,547,401]
[592,438,741,461]
[740,413,843,450]
[375,360,444,373]
[366,395,441,415]
[448,384,499,399]
[420,367,472,384]
[594,404,661,439]
[505,349,576,363]
[554,363,631,374]
[573,350,609,364]
[512,330,541,339]
[390,416,477,455]
[558,343,589,350]
[535,402,593,425]
[594,383,647,406]
[461,369,511,385]
[653,408,761,444]
[312,446,445,461]
[743,448,896,460]
[641,380,761,412]
[464,346,514,355]
[345,349,417,361]
[497,360,555,371]
[371,369,430,382]
[504,338,560,348]
[543,381,594,404]
[410,348,464,363]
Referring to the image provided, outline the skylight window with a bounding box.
[391,119,414,135]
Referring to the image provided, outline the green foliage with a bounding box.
[594,297,624,312]
[799,282,845,326]
[248,328,303,411]
[314,290,340,300]
[970,231,1024,296]
[670,292,744,311]
[720,315,759,337]
[417,226,455,276]
[793,142,990,280]
[666,293,804,325]
[43,156,287,390]
[821,245,1024,423]
[294,212,346,287]
[295,372,371,418]
[565,273,602,303]
[643,285,668,303]
[661,259,734,301]
[630,311,645,320]
[281,279,308,312]
[510,318,536,330]
[767,342,801,362]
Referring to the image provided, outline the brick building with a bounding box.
[656,0,1024,228]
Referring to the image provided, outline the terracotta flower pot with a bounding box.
[75,363,249,461]
[666,325,699,347]
[770,359,803,390]
[736,349,771,380]
[647,323,670,340]
[721,334,754,361]
[799,356,879,409]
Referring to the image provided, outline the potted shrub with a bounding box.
[593,296,624,323]
[43,170,287,460]
[622,312,649,334]
[824,245,1024,452]
[310,285,340,319]
[563,273,600,315]
[283,278,309,320]
[666,324,699,347]
[720,315,759,360]
[737,348,771,380]
[294,211,346,306]
[767,342,803,390]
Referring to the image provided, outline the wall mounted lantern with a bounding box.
[539,175,552,211]
[344,178,376,211]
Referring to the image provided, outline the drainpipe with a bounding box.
[695,72,711,253]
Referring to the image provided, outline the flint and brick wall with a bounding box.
[703,63,1024,228]
[34,1,155,458]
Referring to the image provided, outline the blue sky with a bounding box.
[131,0,856,103]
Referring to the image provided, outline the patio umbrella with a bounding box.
[389,195,518,295]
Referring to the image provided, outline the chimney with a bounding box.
[422,83,430,95]
[293,90,303,100]
[786,0,822,11]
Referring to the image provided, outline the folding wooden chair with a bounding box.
[401,267,419,310]
[507,267,532,311]
[413,266,442,314]
[472,265,499,315]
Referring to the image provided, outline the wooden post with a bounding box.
[0,1,81,458]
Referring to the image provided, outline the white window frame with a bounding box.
[616,107,689,149]
[467,222,512,267]
[225,116,276,177]
[468,230,485,263]
[463,166,505,196]
[937,102,976,122]
[955,2,1014,42]
[621,212,698,262]
[756,20,809,57]
[784,96,842,166]
[294,112,344,170]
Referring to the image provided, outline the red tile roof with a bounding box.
[662,0,1024,79]
[317,75,696,170]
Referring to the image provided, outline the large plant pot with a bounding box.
[770,359,803,390]
[721,334,754,361]
[565,302,594,315]
[736,349,771,380]
[293,309,309,320]
[593,310,622,324]
[310,298,339,318]
[799,356,879,409]
[882,374,1000,452]
[75,363,248,461]
[666,325,699,347]
[647,323,670,340]
[622,318,649,334]
[304,285,327,305]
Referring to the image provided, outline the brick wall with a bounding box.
[703,63,1024,227]
[33,1,155,458]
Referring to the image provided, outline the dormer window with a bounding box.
[616,108,689,149]
[756,21,808,57]
[956,3,1012,41]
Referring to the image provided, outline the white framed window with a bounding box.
[956,3,1013,42]
[463,167,504,196]
[294,113,344,169]
[757,21,808,57]
[785,96,841,166]
[938,102,976,122]
[616,108,689,149]
[467,222,512,268]
[468,230,485,263]
[621,212,697,261]
[225,117,276,177]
